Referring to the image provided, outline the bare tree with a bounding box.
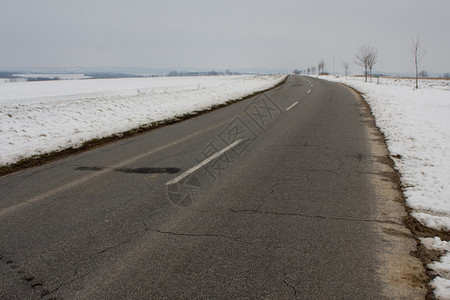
[343,61,350,79]
[311,66,316,74]
[410,36,427,89]
[355,45,370,82]
[355,44,377,82]
[318,59,325,75]
[367,48,378,81]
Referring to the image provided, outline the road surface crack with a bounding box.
[228,208,401,225]
[255,173,283,211]
[48,219,154,298]
[151,229,249,244]
[283,273,298,297]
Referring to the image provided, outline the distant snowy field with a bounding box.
[0,75,285,166]
[320,75,450,299]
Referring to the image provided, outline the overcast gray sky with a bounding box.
[1,0,449,74]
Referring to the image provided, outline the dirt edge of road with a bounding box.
[0,76,288,178]
[345,84,434,299]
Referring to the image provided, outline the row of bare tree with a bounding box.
[294,60,327,76]
[351,36,427,88]
[299,36,432,89]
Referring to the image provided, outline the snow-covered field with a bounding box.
[0,75,285,166]
[321,75,450,299]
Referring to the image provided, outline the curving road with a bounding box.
[0,75,426,299]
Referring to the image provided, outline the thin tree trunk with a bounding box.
[415,58,419,89]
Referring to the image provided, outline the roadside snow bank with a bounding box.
[320,75,450,299]
[422,237,450,299]
[0,75,285,166]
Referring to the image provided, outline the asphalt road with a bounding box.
[0,75,426,299]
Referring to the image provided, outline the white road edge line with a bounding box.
[307,89,311,94]
[286,102,299,111]
[166,139,243,185]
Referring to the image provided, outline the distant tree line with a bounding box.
[0,70,246,82]
[84,72,146,79]
[0,72,22,80]
[167,70,242,77]
[26,77,61,81]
